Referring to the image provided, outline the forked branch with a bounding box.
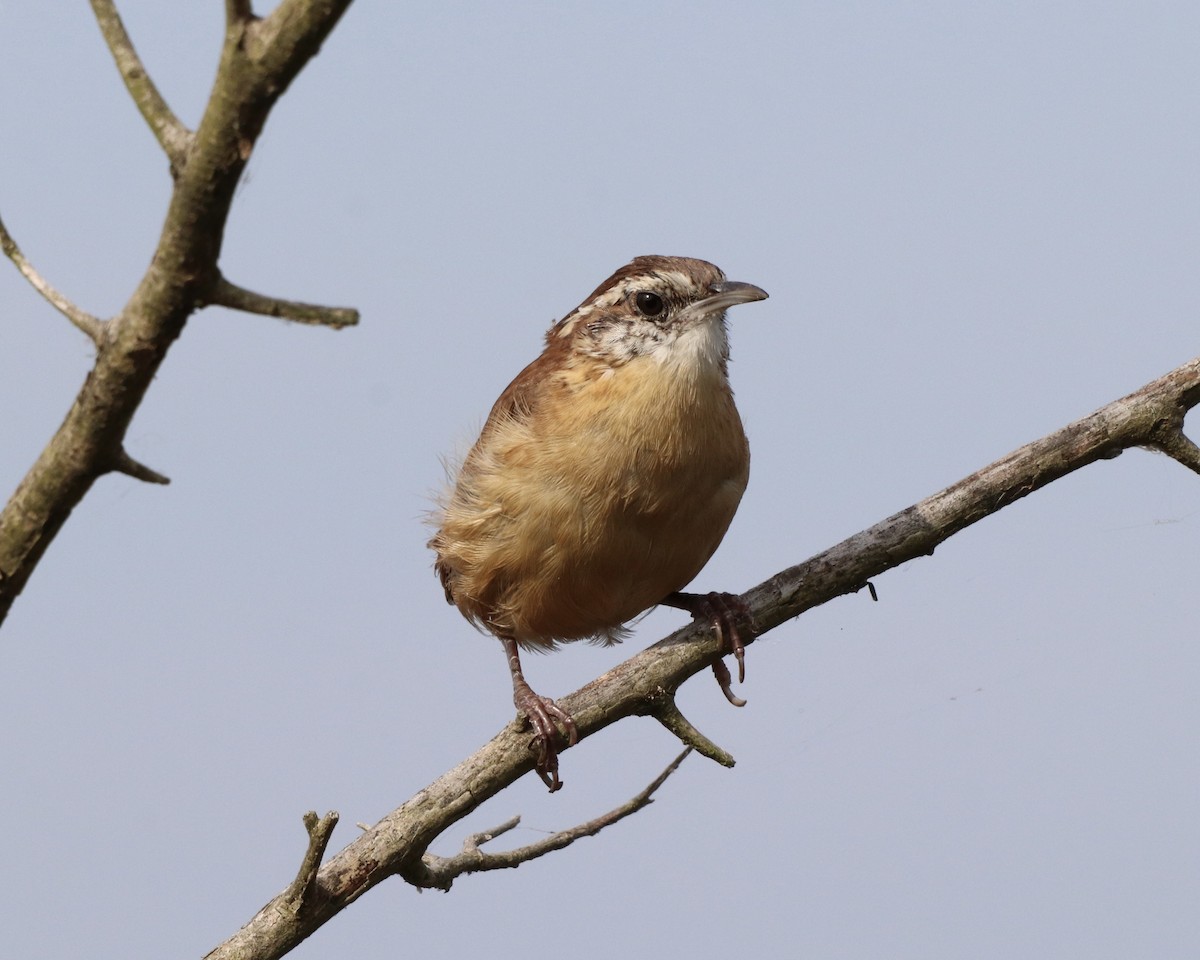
[205,355,1200,960]
[285,811,340,915]
[0,0,355,627]
[409,749,691,891]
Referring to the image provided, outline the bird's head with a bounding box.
[550,255,768,376]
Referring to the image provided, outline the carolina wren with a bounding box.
[429,255,767,790]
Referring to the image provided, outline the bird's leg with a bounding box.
[661,591,755,707]
[501,635,579,792]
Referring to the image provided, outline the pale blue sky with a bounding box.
[2,2,1199,958]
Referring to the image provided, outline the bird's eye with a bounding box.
[634,291,665,317]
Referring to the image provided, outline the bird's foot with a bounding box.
[663,591,755,707]
[513,681,578,792]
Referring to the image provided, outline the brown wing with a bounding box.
[476,349,555,442]
[431,333,568,607]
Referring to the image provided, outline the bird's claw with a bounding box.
[513,685,578,792]
[664,590,755,706]
[712,656,748,707]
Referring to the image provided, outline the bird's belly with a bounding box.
[435,360,749,648]
[499,388,747,643]
[515,471,746,642]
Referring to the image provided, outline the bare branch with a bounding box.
[745,355,1200,639]
[210,275,360,328]
[285,811,339,914]
[0,0,356,628]
[0,212,103,343]
[413,750,692,891]
[204,352,1200,960]
[110,450,170,486]
[652,696,736,767]
[89,0,191,164]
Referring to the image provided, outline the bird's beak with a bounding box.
[700,280,769,314]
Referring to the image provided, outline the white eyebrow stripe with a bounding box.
[552,264,721,341]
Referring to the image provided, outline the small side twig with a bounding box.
[461,815,522,852]
[411,749,692,891]
[1151,431,1200,475]
[209,275,360,329]
[89,0,191,164]
[110,449,170,486]
[285,811,339,914]
[0,213,103,343]
[652,697,736,768]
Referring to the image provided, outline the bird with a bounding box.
[429,255,767,791]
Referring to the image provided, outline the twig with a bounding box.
[209,275,360,329]
[652,697,736,768]
[1150,430,1200,474]
[110,449,170,486]
[460,815,522,850]
[0,213,103,343]
[89,0,191,164]
[412,750,692,891]
[285,811,340,914]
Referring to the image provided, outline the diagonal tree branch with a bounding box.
[203,353,1200,960]
[89,0,192,165]
[0,0,356,628]
[0,213,104,342]
[745,355,1200,640]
